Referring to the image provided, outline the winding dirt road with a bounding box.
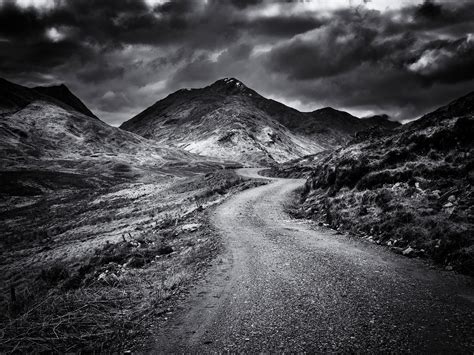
[154,168,474,353]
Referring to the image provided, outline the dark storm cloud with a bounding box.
[0,39,94,74]
[404,0,474,32]
[415,0,442,19]
[246,15,323,37]
[264,5,474,82]
[0,1,45,39]
[266,21,381,80]
[228,0,262,10]
[0,0,473,124]
[259,3,474,119]
[409,37,474,83]
[77,63,126,84]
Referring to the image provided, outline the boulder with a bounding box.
[181,223,202,233]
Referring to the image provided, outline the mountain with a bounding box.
[293,91,474,274]
[0,77,199,169]
[121,78,398,165]
[293,109,401,144]
[0,77,45,114]
[0,78,89,117]
[33,84,98,119]
[121,78,324,165]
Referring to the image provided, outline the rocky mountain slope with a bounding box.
[293,91,474,274]
[121,78,397,165]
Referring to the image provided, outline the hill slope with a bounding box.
[121,78,398,165]
[294,91,474,274]
[0,78,207,169]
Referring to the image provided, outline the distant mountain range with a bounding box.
[121,78,399,164]
[0,76,415,167]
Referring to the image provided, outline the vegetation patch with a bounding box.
[0,167,262,352]
[292,112,474,275]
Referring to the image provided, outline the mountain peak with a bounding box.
[214,77,245,86]
[206,77,258,97]
[311,106,358,120]
[33,84,98,119]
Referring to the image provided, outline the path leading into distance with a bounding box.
[153,168,473,353]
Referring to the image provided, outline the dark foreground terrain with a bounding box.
[153,169,474,353]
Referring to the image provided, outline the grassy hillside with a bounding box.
[0,167,262,352]
[292,93,474,275]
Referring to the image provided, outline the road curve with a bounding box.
[153,168,474,353]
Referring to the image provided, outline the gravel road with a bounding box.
[153,168,474,353]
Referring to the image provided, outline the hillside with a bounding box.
[0,101,195,166]
[121,78,397,165]
[291,92,474,274]
[0,81,251,353]
[0,77,235,200]
[0,78,219,167]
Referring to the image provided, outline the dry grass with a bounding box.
[0,168,262,352]
[292,114,474,274]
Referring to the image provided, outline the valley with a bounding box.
[0,76,472,352]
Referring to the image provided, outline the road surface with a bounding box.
[153,168,474,353]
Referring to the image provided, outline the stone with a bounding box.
[97,272,107,282]
[98,271,120,285]
[181,223,202,232]
[443,202,454,208]
[445,265,453,271]
[447,195,456,202]
[402,247,415,256]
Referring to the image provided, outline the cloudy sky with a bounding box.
[0,0,473,125]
